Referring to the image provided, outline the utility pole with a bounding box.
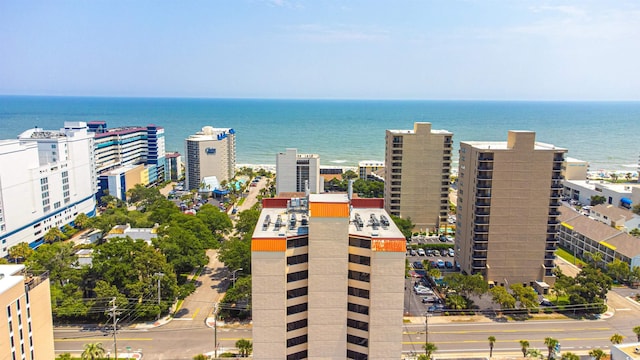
[110,297,119,360]
[155,272,164,319]
[425,311,429,357]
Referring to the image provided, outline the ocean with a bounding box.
[0,96,638,173]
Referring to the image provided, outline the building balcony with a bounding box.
[474,219,490,225]
[472,253,487,260]
[549,210,560,216]
[543,260,555,268]
[545,245,556,251]
[478,165,494,171]
[547,227,557,234]
[473,245,488,251]
[545,254,556,260]
[474,226,489,234]
[472,261,487,269]
[477,175,492,180]
[476,191,492,198]
[476,182,492,189]
[473,236,489,243]
[475,201,491,207]
[475,210,490,217]
[547,220,560,226]
[549,200,561,207]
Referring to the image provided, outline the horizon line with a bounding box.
[1,94,639,103]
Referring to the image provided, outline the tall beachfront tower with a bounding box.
[88,121,167,183]
[251,194,405,359]
[276,148,323,195]
[0,265,55,360]
[384,122,453,231]
[456,131,566,286]
[0,122,96,256]
[184,126,236,191]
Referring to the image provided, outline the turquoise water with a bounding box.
[0,96,638,172]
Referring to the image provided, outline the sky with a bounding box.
[1,0,639,100]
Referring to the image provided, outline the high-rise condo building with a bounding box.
[455,131,566,286]
[384,122,453,231]
[251,194,405,359]
[184,126,236,191]
[276,148,323,195]
[0,122,96,257]
[0,265,55,360]
[88,121,167,183]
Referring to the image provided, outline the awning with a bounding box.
[621,197,632,205]
[213,189,230,195]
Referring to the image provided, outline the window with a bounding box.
[287,334,308,348]
[347,349,368,360]
[287,319,308,332]
[287,238,308,249]
[287,303,308,315]
[347,318,369,331]
[287,254,308,266]
[348,254,370,266]
[349,238,371,249]
[287,350,308,360]
[348,302,369,315]
[348,270,370,283]
[287,287,308,299]
[347,334,369,347]
[287,270,308,283]
[348,286,370,299]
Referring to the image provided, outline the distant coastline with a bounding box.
[1,96,639,172]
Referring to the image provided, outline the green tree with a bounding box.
[630,228,640,237]
[43,227,66,243]
[445,293,468,310]
[25,242,79,287]
[584,251,603,268]
[633,204,640,216]
[519,340,530,357]
[81,342,105,360]
[633,325,640,342]
[444,273,489,298]
[236,338,253,357]
[544,337,558,360]
[193,355,207,360]
[589,348,605,360]
[527,348,543,359]
[509,283,538,309]
[590,195,606,206]
[607,259,630,284]
[610,333,624,344]
[74,213,90,229]
[235,207,261,236]
[560,352,579,360]
[218,237,251,275]
[567,265,612,313]
[488,336,496,358]
[56,353,73,360]
[422,342,438,360]
[155,226,209,274]
[8,242,33,263]
[391,215,414,240]
[196,203,233,237]
[490,286,516,310]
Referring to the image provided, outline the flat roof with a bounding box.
[0,265,25,295]
[461,140,566,151]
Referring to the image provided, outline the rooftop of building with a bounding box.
[0,264,25,294]
[615,343,640,360]
[358,160,384,167]
[560,207,639,258]
[564,179,637,193]
[591,204,635,222]
[253,194,403,240]
[187,126,235,140]
[166,152,181,158]
[460,140,565,151]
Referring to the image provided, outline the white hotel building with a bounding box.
[0,122,96,257]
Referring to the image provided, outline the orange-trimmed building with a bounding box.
[251,193,406,360]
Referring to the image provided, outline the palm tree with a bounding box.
[236,338,253,357]
[610,333,625,345]
[527,348,543,359]
[423,342,438,360]
[81,342,105,360]
[488,336,496,358]
[634,326,640,342]
[519,340,530,357]
[560,352,579,360]
[8,242,33,263]
[544,337,558,360]
[589,348,605,360]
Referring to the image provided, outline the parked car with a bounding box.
[426,249,434,256]
[421,296,438,303]
[414,286,434,295]
[448,248,455,257]
[427,304,445,312]
[410,249,417,256]
[540,298,553,306]
[437,260,445,268]
[440,249,448,257]
[413,261,424,270]
[429,260,438,269]
[445,261,453,269]
[417,248,426,256]
[439,235,448,242]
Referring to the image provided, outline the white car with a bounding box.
[417,248,426,256]
[414,286,434,295]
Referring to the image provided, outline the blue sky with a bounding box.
[1,0,639,100]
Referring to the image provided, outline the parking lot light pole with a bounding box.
[425,311,431,357]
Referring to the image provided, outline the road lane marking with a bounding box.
[403,327,610,335]
[192,308,201,319]
[55,338,152,342]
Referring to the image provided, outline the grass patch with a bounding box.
[555,247,587,267]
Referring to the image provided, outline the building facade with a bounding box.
[184,126,236,190]
[276,149,323,195]
[97,164,146,201]
[88,121,167,184]
[251,194,405,359]
[455,131,566,286]
[0,122,96,257]
[358,160,384,181]
[0,265,55,360]
[165,152,183,181]
[384,122,453,231]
